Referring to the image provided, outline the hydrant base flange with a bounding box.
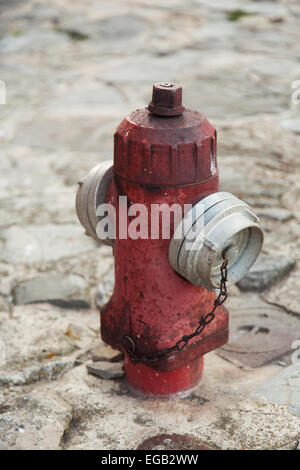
[124,354,204,398]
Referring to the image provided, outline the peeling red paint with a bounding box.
[100,91,228,397]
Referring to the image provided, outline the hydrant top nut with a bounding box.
[148,82,185,116]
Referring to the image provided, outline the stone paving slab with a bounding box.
[5,352,296,450]
[252,364,300,418]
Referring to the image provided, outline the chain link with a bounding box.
[122,253,229,365]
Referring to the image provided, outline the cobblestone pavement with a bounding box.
[0,0,300,450]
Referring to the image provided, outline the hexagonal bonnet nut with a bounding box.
[148,82,185,116]
[76,161,114,246]
[169,192,263,291]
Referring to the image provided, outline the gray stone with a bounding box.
[252,365,300,417]
[91,344,123,363]
[0,358,75,386]
[0,389,72,450]
[216,118,300,165]
[24,4,60,22]
[0,0,28,14]
[44,86,124,116]
[12,272,89,308]
[0,224,97,265]
[184,75,288,119]
[95,267,114,307]
[280,117,300,135]
[74,343,123,366]
[96,14,148,38]
[0,30,69,55]
[0,295,12,312]
[282,182,300,221]
[86,362,124,380]
[97,50,206,84]
[0,146,79,225]
[262,269,300,316]
[219,165,289,207]
[0,370,25,387]
[256,207,293,222]
[53,357,300,450]
[62,14,148,41]
[0,304,99,385]
[12,114,118,154]
[0,188,78,226]
[195,0,289,18]
[237,254,295,291]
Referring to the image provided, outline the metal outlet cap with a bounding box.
[76,161,114,246]
[169,192,263,290]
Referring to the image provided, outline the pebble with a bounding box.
[256,207,293,222]
[0,358,75,386]
[86,362,124,380]
[0,29,69,55]
[280,117,300,134]
[0,224,96,265]
[282,182,300,220]
[0,390,72,450]
[12,272,89,308]
[252,364,300,417]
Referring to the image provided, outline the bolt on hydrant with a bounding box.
[76,83,263,398]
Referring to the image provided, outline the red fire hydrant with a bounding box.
[76,83,263,398]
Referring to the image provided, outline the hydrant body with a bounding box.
[102,107,228,397]
[76,83,263,398]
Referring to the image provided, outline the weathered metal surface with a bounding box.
[76,83,263,396]
[137,433,217,450]
[100,175,230,373]
[218,302,300,368]
[169,191,263,290]
[125,355,204,398]
[99,84,230,395]
[113,106,217,186]
[123,257,229,367]
[76,160,114,245]
[148,82,185,116]
[101,95,229,366]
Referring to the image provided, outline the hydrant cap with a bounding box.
[169,192,264,290]
[75,161,114,246]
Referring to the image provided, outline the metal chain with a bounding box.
[121,253,229,365]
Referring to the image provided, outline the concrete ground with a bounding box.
[0,0,300,450]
